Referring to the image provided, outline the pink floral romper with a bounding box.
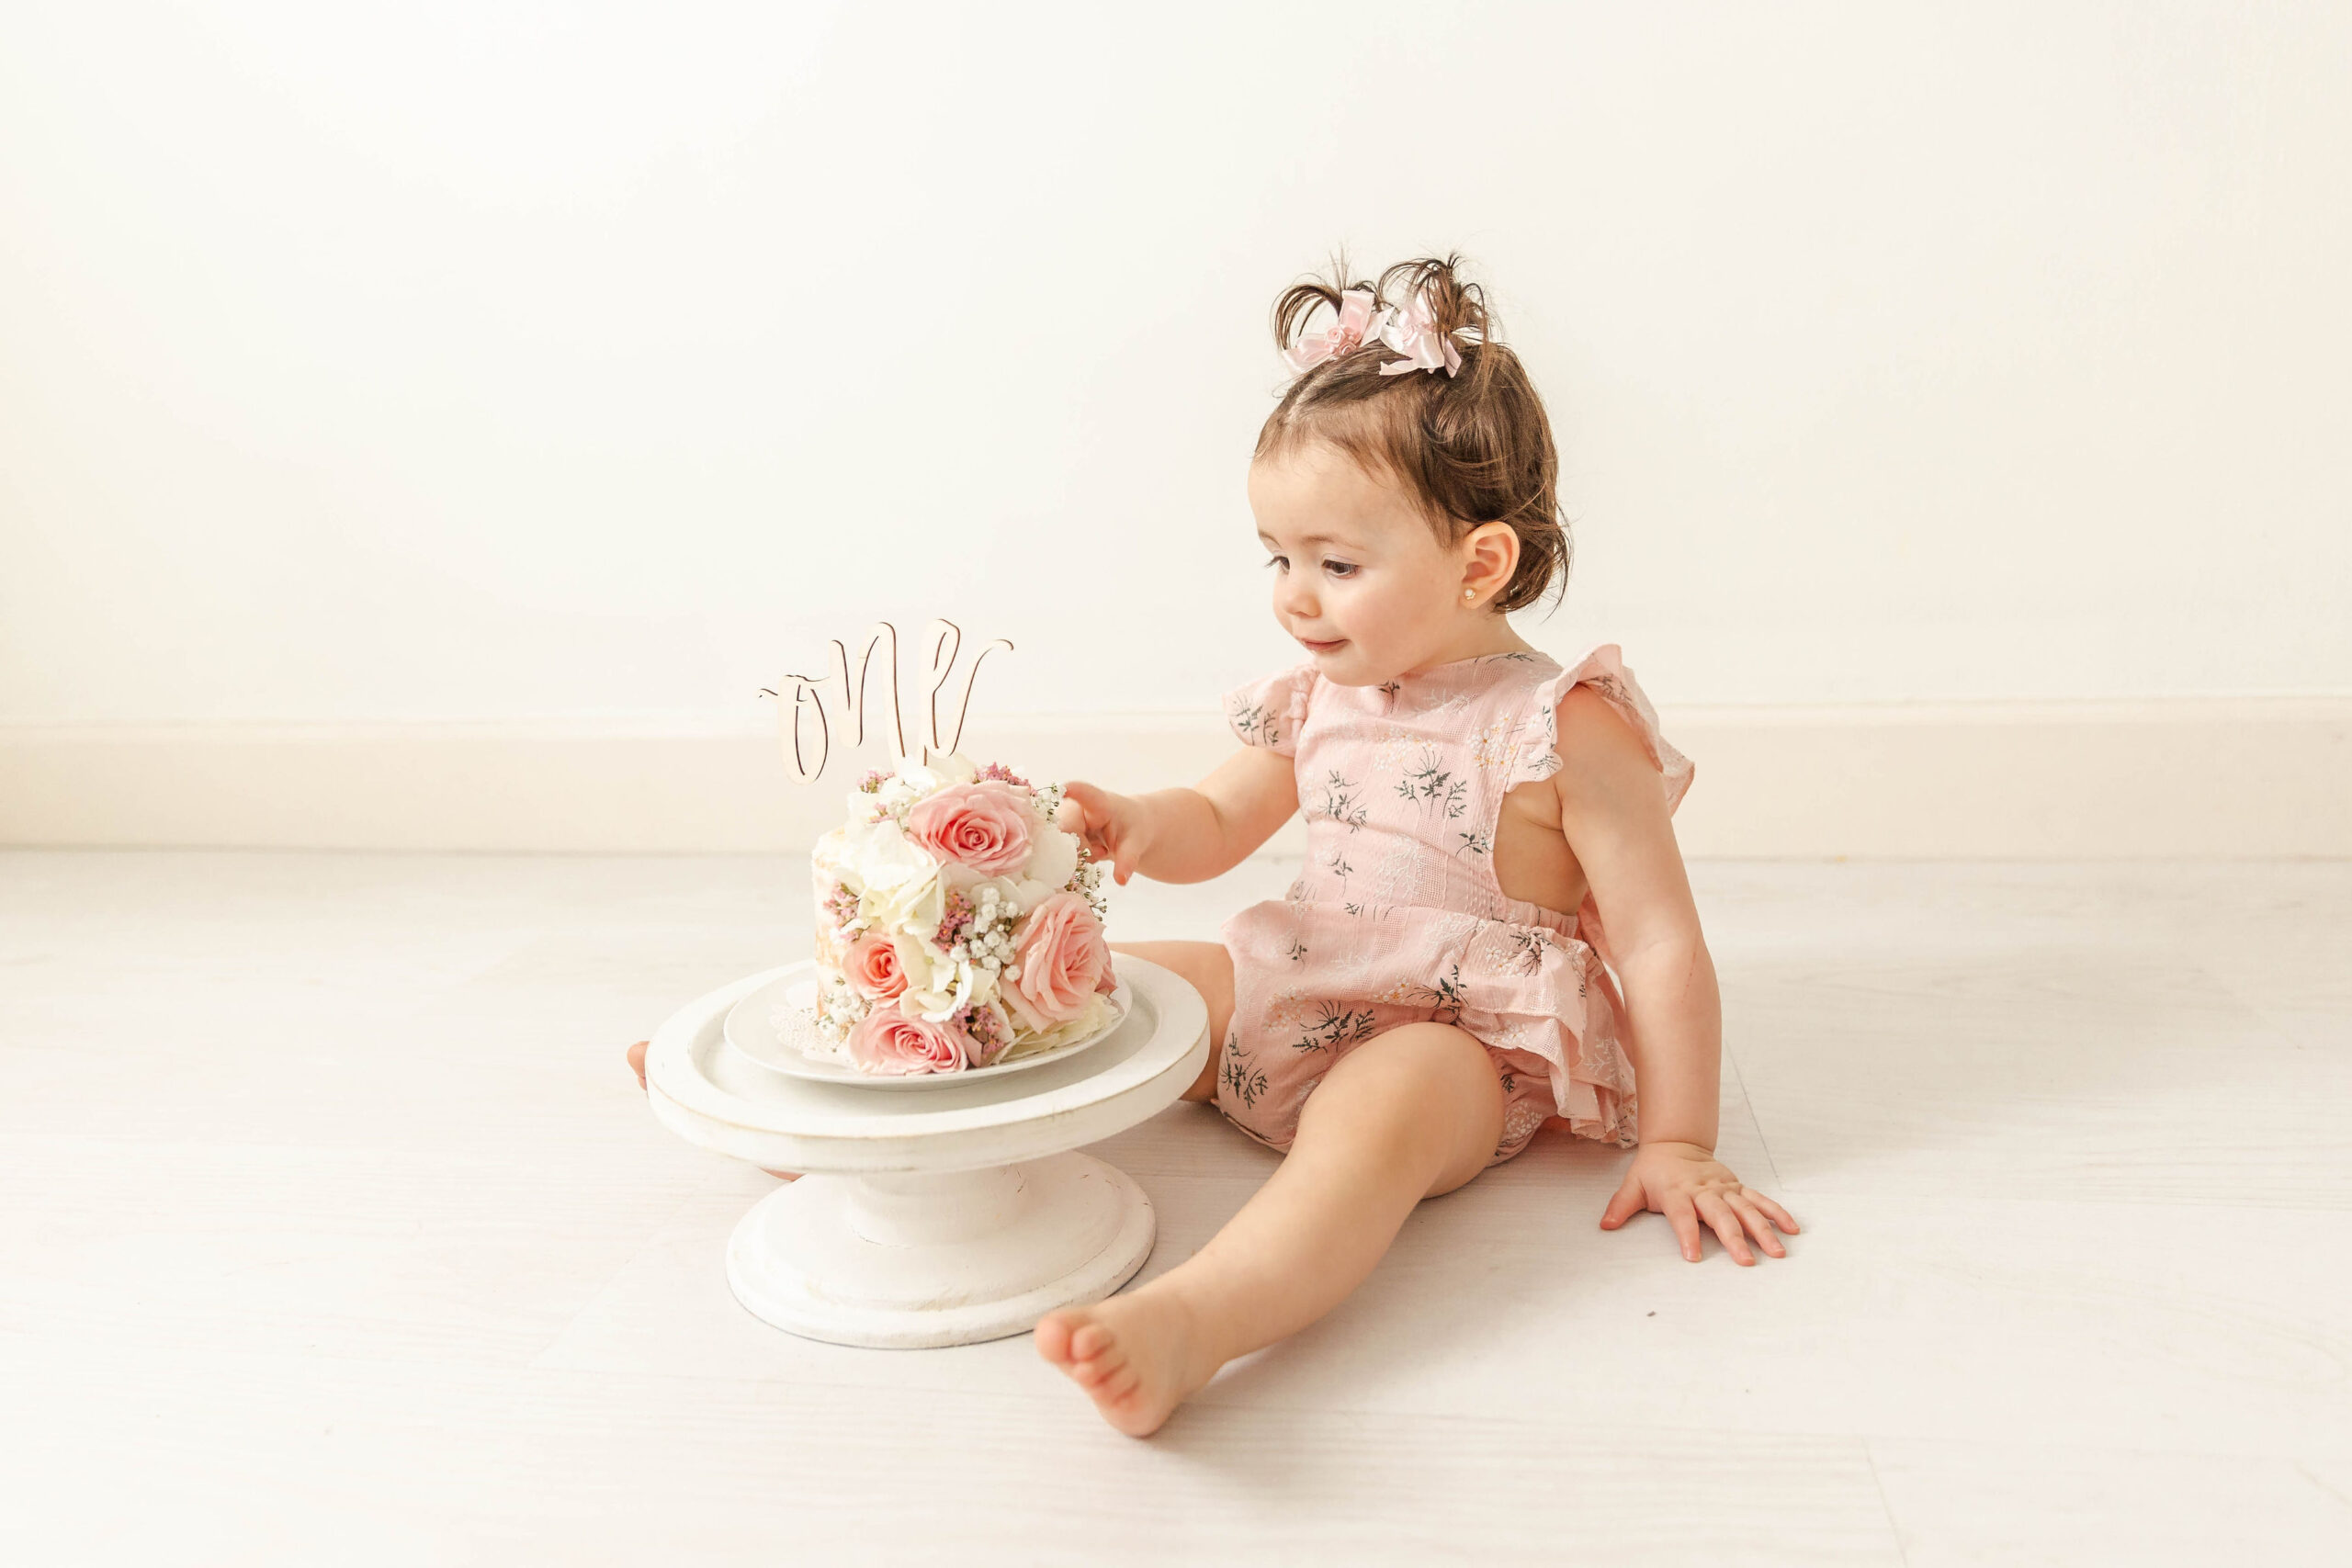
[1216,644,1694,1167]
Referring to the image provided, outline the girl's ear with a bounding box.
[1460,520,1521,603]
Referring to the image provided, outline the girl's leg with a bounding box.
[1106,940,1233,1103]
[1035,1021,1505,1437]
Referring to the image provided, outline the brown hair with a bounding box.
[1256,253,1569,614]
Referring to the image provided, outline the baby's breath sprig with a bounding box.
[953,885,1023,984]
[812,970,866,1043]
[1066,854,1108,921]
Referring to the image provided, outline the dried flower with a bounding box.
[933,888,975,953]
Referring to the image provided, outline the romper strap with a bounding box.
[1507,643,1694,814]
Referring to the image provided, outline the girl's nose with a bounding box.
[1274,577,1317,620]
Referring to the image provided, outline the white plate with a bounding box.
[722,968,1132,1089]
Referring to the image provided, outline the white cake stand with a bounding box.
[643,953,1210,1348]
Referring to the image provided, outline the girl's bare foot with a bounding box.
[1034,1288,1220,1438]
[626,1040,799,1182]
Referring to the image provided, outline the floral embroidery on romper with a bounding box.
[1213,644,1693,1167]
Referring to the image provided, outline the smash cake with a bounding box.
[792,752,1116,1077]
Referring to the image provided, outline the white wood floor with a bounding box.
[2,851,2346,1565]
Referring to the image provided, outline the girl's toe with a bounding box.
[1033,1314,1077,1365]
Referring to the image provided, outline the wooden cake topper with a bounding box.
[763,619,1014,783]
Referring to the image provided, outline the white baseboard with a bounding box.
[2,700,2346,857]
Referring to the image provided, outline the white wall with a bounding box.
[2,4,2348,854]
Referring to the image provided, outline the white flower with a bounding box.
[866,875,944,941]
[999,875,1058,915]
[950,858,1064,918]
[886,750,975,798]
[899,940,974,1021]
[841,815,944,935]
[949,868,1028,913]
[889,931,937,983]
[842,815,932,890]
[1023,819,1080,892]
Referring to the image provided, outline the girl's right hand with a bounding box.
[1056,781,1155,886]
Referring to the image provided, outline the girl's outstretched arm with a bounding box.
[1550,686,1799,1264]
[1057,746,1297,886]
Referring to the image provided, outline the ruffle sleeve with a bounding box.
[1508,643,1693,814]
[1222,661,1317,758]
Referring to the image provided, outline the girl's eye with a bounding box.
[1263,555,1288,571]
[1324,560,1359,579]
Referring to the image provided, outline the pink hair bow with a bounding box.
[1282,288,1383,373]
[1375,290,1468,378]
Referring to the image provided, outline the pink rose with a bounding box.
[1001,891,1114,1032]
[903,781,1035,876]
[846,1004,973,1076]
[841,931,909,1002]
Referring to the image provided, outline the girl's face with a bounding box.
[1248,442,1507,686]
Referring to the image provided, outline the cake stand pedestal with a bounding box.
[643,954,1209,1348]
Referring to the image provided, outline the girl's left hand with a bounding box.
[1599,1140,1799,1266]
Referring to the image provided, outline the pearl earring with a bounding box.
[1463,589,1476,601]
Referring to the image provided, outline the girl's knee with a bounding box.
[1304,1023,1504,1174]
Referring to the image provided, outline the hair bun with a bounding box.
[1373,254,1491,349]
[1271,256,1380,365]
[1257,251,1567,615]
[1271,253,1497,378]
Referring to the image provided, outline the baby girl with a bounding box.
[625,254,1796,1440]
[1029,254,1797,1437]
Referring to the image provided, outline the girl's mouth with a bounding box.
[1299,637,1347,653]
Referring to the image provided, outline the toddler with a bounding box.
[622,254,1796,1438]
[1030,254,1796,1437]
